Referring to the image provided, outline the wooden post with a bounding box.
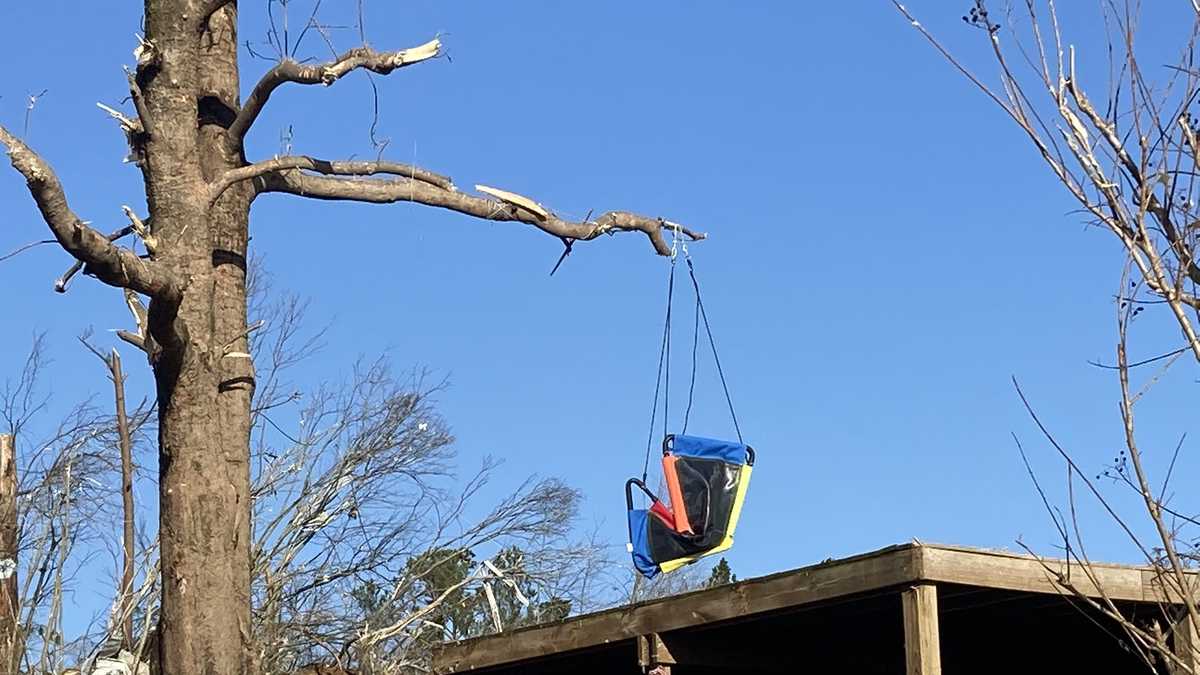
[903,584,942,675]
[637,633,675,675]
[1174,613,1198,675]
[0,433,18,673]
[634,630,784,672]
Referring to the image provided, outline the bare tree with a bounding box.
[896,2,1199,671]
[3,267,626,674]
[242,279,614,674]
[1,338,154,673]
[42,268,623,674]
[0,2,703,672]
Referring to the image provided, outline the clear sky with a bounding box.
[1,0,1196,630]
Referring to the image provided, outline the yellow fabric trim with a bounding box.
[726,465,752,537]
[657,466,752,574]
[659,540,732,574]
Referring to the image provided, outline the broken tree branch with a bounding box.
[476,185,549,220]
[229,38,442,142]
[255,169,705,256]
[0,126,178,299]
[210,156,454,205]
[121,206,157,255]
[116,289,154,358]
[54,225,137,293]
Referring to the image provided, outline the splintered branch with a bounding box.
[98,76,150,166]
[229,38,442,142]
[96,103,142,138]
[117,288,153,356]
[255,168,705,256]
[0,125,178,299]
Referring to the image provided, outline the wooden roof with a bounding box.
[431,541,1183,674]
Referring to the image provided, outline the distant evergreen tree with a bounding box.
[704,558,737,588]
[353,544,575,644]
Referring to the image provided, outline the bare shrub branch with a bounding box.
[897,2,1200,669]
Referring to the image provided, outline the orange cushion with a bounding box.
[662,455,694,535]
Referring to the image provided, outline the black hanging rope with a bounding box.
[664,270,673,442]
[642,261,675,482]
[681,282,701,435]
[642,248,743,484]
[685,257,743,443]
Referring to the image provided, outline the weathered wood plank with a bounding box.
[902,584,941,675]
[1142,568,1200,605]
[433,545,920,673]
[917,545,1148,602]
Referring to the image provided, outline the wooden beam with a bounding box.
[916,545,1153,602]
[432,542,1196,674]
[432,544,921,673]
[902,584,941,675]
[1144,570,1200,605]
[0,433,17,674]
[1173,613,1198,675]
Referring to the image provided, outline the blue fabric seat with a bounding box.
[626,434,755,579]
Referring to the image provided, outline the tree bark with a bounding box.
[139,2,252,673]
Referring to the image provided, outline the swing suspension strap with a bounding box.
[683,256,743,444]
[642,261,675,483]
[641,244,742,484]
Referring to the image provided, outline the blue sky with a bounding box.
[1,0,1196,625]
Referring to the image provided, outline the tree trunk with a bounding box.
[143,2,254,673]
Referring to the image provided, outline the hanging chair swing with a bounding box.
[625,238,755,579]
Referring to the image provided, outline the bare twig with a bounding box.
[0,239,54,263]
